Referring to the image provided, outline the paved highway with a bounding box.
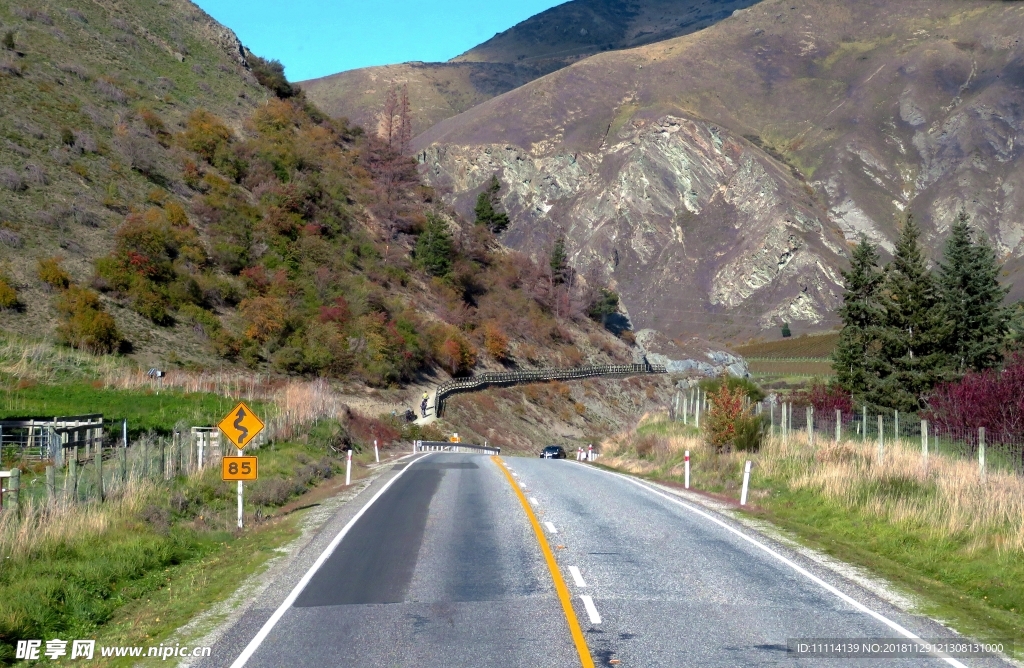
[204,453,1011,668]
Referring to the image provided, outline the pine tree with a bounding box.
[473,175,509,233]
[413,214,453,277]
[833,234,884,402]
[870,215,952,411]
[939,209,1009,374]
[550,235,568,284]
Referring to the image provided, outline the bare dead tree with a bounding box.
[397,85,413,154]
[377,86,399,149]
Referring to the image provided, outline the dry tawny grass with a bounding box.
[0,476,156,561]
[607,417,1024,553]
[764,433,1024,552]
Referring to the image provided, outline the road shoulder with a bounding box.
[180,453,428,668]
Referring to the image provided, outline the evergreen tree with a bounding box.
[832,234,884,401]
[550,235,568,284]
[413,214,453,277]
[870,215,952,411]
[473,175,510,233]
[939,209,1009,374]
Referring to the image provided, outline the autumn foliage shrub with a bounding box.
[482,322,509,361]
[704,379,764,453]
[37,257,71,290]
[924,353,1024,443]
[0,275,17,309]
[55,286,120,353]
[796,380,854,416]
[429,324,477,376]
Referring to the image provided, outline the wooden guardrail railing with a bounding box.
[434,362,667,417]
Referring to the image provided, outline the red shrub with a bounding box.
[924,354,1024,444]
[795,380,853,416]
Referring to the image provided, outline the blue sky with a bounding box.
[193,0,566,82]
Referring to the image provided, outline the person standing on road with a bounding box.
[421,392,429,418]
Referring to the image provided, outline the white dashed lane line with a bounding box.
[529,497,539,505]
[580,595,602,624]
[543,521,559,534]
[568,566,587,587]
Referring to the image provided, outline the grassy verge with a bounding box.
[599,416,1024,657]
[0,434,368,665]
[0,380,268,438]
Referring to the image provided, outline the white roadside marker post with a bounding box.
[374,439,379,463]
[979,427,986,480]
[684,450,690,489]
[921,419,928,465]
[588,444,593,462]
[836,409,842,443]
[740,460,752,506]
[346,448,352,486]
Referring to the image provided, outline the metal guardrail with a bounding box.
[414,440,501,454]
[434,362,666,417]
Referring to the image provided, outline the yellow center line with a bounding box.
[492,456,595,668]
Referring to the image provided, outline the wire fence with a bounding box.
[669,388,1024,477]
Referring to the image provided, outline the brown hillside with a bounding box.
[413,0,1024,341]
[299,0,758,137]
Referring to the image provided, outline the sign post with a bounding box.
[218,402,264,529]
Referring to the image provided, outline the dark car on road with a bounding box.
[540,445,567,459]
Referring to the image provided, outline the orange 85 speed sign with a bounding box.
[222,456,257,481]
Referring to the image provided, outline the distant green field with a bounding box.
[746,359,834,377]
[0,382,267,438]
[735,332,839,359]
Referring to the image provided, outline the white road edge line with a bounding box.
[543,521,559,534]
[568,565,587,587]
[580,595,602,624]
[578,463,970,668]
[228,453,433,668]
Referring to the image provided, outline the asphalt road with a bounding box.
[213,453,1011,668]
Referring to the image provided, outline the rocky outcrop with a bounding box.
[419,114,848,340]
[635,329,749,377]
[412,0,1024,341]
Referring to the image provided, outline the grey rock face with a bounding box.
[419,115,848,339]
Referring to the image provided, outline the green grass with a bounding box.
[0,438,344,664]
[0,381,269,438]
[749,486,1024,653]
[94,511,304,667]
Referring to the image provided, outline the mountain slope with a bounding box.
[300,0,759,137]
[413,0,1024,341]
[0,0,644,385]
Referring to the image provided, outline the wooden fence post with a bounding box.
[46,465,55,503]
[894,410,899,441]
[143,437,149,479]
[807,406,814,446]
[95,437,103,502]
[9,468,19,520]
[70,447,79,501]
[877,415,884,462]
[862,406,867,442]
[160,437,166,480]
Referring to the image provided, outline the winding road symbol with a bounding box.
[233,407,249,445]
[217,401,265,450]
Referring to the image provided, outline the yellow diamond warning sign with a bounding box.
[218,402,265,450]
